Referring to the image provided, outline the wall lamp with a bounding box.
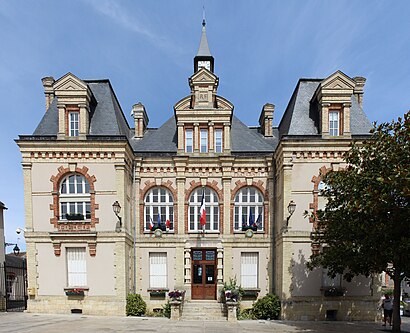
[5,242,20,256]
[286,200,296,228]
[112,201,122,232]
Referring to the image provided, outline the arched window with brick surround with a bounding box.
[144,187,174,231]
[234,187,264,231]
[189,187,219,232]
[59,174,91,220]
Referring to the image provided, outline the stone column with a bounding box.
[208,122,214,151]
[184,248,191,285]
[22,162,33,231]
[79,102,88,138]
[343,102,351,136]
[217,248,223,285]
[194,123,199,152]
[321,103,330,136]
[57,102,66,139]
[223,123,231,152]
[177,122,184,152]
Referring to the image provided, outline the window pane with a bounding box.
[215,129,222,153]
[185,129,193,153]
[69,175,75,193]
[200,129,208,153]
[61,202,67,219]
[86,202,91,219]
[61,179,67,194]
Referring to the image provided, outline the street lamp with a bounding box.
[285,200,296,228]
[5,242,20,256]
[112,201,122,232]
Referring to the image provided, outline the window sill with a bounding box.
[59,220,91,223]
[188,231,220,234]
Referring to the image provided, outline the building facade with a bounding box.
[17,22,379,320]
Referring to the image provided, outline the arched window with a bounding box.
[59,174,91,220]
[189,187,219,232]
[234,187,264,231]
[144,187,174,231]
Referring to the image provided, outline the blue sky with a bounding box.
[1,0,409,250]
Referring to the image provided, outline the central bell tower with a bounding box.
[194,19,214,73]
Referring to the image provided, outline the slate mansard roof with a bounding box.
[278,79,372,138]
[29,74,372,155]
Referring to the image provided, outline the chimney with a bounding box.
[131,103,149,138]
[259,103,275,137]
[41,76,55,111]
[353,77,366,109]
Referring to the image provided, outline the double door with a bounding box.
[191,249,216,300]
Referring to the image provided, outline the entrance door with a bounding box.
[191,249,216,300]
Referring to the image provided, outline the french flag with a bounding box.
[149,216,154,230]
[199,190,206,228]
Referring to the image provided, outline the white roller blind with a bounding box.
[241,252,258,288]
[67,247,87,287]
[149,253,167,288]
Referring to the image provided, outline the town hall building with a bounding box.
[17,20,379,320]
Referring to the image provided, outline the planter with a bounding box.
[66,213,85,221]
[242,225,257,232]
[225,301,239,322]
[149,290,166,298]
[65,288,85,296]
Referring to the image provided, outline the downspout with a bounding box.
[132,160,137,293]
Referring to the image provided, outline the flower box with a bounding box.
[65,213,85,221]
[149,289,168,298]
[65,288,85,296]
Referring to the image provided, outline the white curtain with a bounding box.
[150,253,167,288]
[241,252,258,288]
[67,247,87,287]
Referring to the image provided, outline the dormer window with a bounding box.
[200,129,208,153]
[329,110,340,136]
[69,112,79,137]
[185,129,193,153]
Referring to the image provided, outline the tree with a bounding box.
[308,111,410,332]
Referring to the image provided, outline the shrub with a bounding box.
[163,301,171,318]
[252,294,281,320]
[126,294,147,316]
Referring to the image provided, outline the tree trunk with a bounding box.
[392,271,402,332]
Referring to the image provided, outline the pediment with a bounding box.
[53,72,88,92]
[321,70,356,90]
[190,68,217,83]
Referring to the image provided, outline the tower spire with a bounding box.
[194,10,214,73]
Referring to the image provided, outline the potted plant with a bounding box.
[168,289,185,301]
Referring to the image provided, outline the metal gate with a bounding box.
[1,259,27,312]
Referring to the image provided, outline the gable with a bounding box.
[53,72,88,92]
[321,70,356,91]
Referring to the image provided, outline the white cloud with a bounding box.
[84,0,184,55]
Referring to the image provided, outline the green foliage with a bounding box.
[308,112,410,332]
[238,307,256,320]
[126,294,147,316]
[251,294,281,320]
[221,277,244,302]
[162,301,171,318]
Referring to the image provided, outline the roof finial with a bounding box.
[202,5,206,27]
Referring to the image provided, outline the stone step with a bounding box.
[181,301,226,320]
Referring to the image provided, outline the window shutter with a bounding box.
[241,252,258,288]
[67,248,87,287]
[149,253,167,288]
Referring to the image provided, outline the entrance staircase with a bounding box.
[181,300,226,321]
